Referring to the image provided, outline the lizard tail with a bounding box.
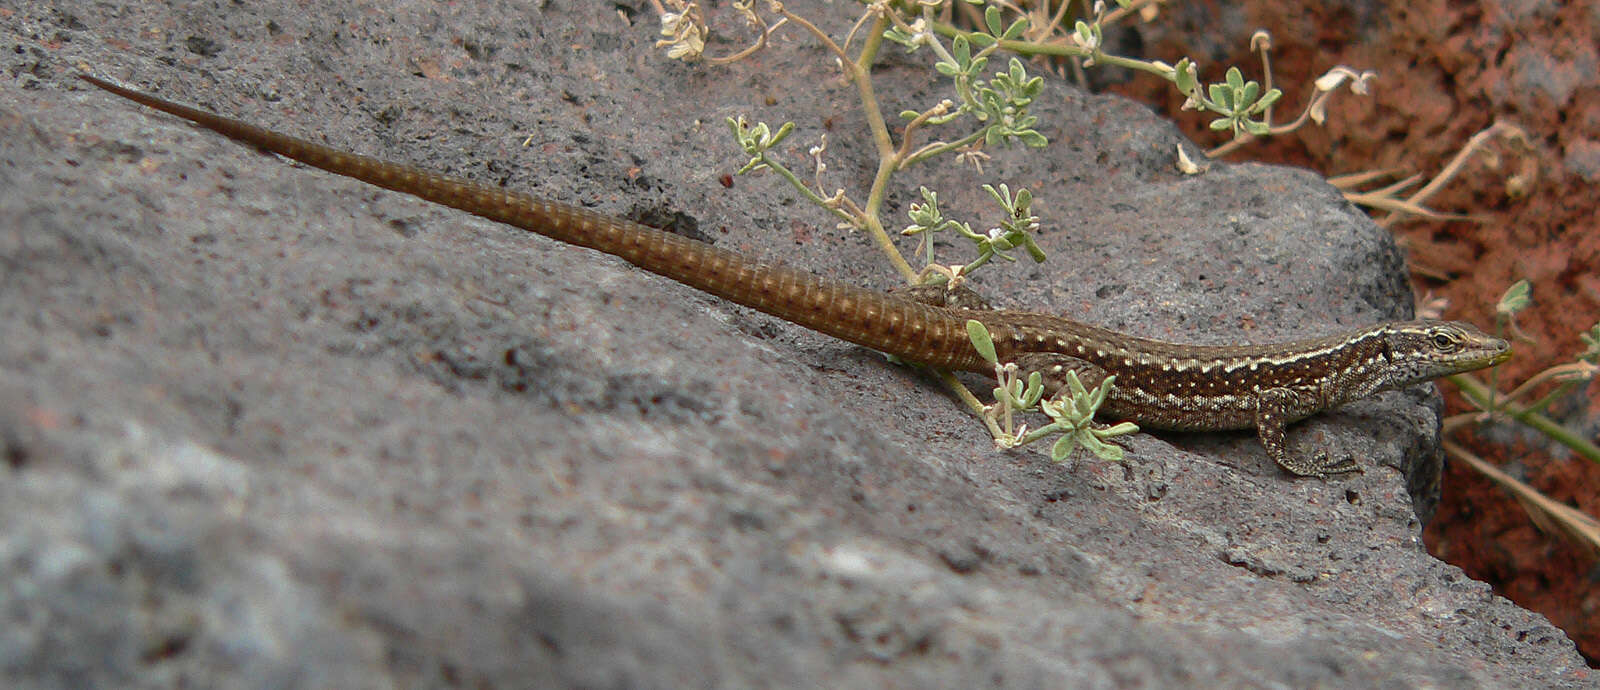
[78,74,985,371]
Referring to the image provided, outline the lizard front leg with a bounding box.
[1255,387,1361,478]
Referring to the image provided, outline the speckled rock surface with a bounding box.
[1,1,1589,687]
[1118,0,1600,663]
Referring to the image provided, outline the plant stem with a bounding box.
[1450,373,1600,464]
[926,22,1174,79]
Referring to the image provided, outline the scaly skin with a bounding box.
[78,74,1511,476]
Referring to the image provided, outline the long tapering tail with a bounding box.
[78,74,984,371]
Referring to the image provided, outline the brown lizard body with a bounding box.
[79,74,1511,477]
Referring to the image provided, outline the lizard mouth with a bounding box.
[1488,340,1513,366]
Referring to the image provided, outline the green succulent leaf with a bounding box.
[1208,83,1231,110]
[1498,279,1531,315]
[1173,58,1197,94]
[1051,434,1078,462]
[1225,66,1245,92]
[952,35,971,68]
[967,319,998,364]
[1002,17,1030,41]
[1239,81,1260,107]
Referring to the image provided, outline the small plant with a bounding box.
[652,4,1596,571]
[965,320,1140,461]
[1438,281,1600,555]
[901,184,1046,287]
[1332,121,1533,243]
[647,0,1385,457]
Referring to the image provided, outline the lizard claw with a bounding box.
[1307,450,1362,478]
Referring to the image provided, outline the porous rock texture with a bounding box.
[2,2,1589,687]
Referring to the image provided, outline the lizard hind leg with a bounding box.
[892,283,994,311]
[1005,352,1113,399]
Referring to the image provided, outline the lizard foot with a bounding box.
[1279,450,1363,479]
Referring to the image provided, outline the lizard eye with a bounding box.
[1430,331,1458,351]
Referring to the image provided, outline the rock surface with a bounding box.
[2,1,1589,687]
[1120,0,1600,663]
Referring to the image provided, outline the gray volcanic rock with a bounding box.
[1,1,1587,687]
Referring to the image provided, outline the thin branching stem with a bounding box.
[1450,372,1600,464]
[1443,440,1600,558]
[775,6,918,282]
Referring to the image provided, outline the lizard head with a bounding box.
[1382,320,1511,387]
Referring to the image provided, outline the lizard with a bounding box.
[77,73,1512,478]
